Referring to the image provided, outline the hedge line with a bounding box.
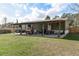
[0,29,11,34]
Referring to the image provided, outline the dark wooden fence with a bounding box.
[69,27,79,33]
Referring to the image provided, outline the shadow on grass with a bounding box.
[63,33,79,41]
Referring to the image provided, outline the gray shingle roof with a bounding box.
[14,18,67,25]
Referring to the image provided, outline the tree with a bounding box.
[61,13,74,26]
[69,3,79,12]
[61,13,68,18]
[16,19,18,24]
[45,15,50,20]
[61,13,73,18]
[73,13,79,27]
[53,16,59,19]
[3,17,7,27]
[68,3,79,27]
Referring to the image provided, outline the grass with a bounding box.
[0,33,79,55]
[64,33,79,41]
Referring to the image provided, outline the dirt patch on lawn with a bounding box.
[32,40,79,56]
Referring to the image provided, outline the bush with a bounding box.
[0,29,11,34]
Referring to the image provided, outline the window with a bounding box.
[28,24,31,27]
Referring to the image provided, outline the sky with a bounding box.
[0,3,78,24]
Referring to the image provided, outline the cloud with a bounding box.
[46,3,64,15]
[0,12,16,24]
[0,3,67,24]
[11,3,28,10]
[12,3,65,18]
[22,7,46,21]
[15,10,22,17]
[20,3,64,21]
[0,12,7,24]
[31,7,46,17]
[31,7,39,17]
[10,3,27,16]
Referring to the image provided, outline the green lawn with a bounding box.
[0,33,79,56]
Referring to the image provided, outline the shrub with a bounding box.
[0,29,11,34]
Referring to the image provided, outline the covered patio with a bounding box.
[13,18,69,38]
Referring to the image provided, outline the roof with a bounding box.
[14,18,67,25]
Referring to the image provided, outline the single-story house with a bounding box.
[13,18,69,38]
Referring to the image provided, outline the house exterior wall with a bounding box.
[13,20,67,35]
[22,24,26,30]
[48,24,51,31]
[65,20,69,30]
[14,25,19,30]
[32,23,42,32]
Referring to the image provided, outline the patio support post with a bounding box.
[42,23,44,36]
[25,24,27,35]
[58,21,61,37]
[25,24,26,30]
[63,21,65,34]
[20,24,22,35]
